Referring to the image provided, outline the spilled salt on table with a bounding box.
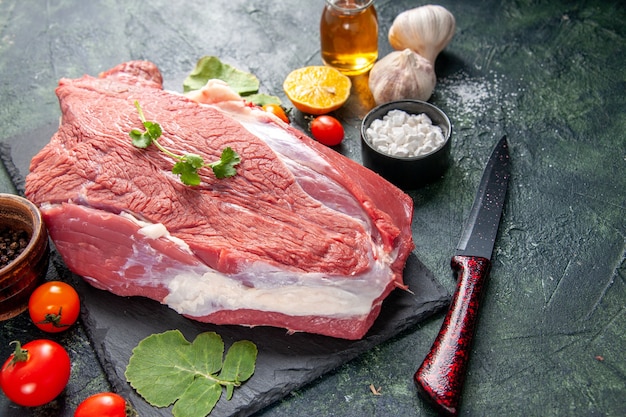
[365,109,445,158]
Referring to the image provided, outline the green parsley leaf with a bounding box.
[172,161,202,186]
[129,129,153,148]
[210,147,241,179]
[125,330,257,417]
[129,101,241,186]
[183,153,205,169]
[143,120,162,139]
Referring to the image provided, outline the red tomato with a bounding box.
[29,281,80,333]
[262,103,290,124]
[310,115,344,146]
[75,392,128,417]
[0,339,71,407]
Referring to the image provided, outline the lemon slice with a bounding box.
[283,66,352,115]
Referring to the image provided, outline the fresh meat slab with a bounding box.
[25,61,414,340]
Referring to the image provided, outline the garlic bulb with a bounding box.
[388,5,456,64]
[368,49,436,105]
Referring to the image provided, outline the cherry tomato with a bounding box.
[262,103,290,124]
[29,280,80,333]
[0,339,71,407]
[75,392,129,417]
[310,115,344,146]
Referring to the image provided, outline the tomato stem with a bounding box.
[36,307,70,328]
[126,401,139,417]
[8,341,29,366]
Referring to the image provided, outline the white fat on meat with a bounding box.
[122,211,191,252]
[119,206,391,319]
[164,262,390,318]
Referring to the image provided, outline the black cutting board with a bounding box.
[1,120,449,417]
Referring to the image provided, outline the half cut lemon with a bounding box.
[283,66,352,115]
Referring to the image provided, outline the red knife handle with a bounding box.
[414,255,491,416]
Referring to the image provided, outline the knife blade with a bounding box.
[414,135,510,416]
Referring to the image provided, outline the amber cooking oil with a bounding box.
[320,0,378,76]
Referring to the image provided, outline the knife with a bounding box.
[414,135,511,416]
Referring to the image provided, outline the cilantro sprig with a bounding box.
[129,101,240,186]
[125,330,257,417]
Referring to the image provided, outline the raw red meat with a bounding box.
[25,61,414,340]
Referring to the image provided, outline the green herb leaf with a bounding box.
[130,101,160,148]
[173,380,222,417]
[219,340,258,400]
[182,56,282,106]
[244,93,282,106]
[130,102,241,185]
[210,147,241,179]
[129,129,153,148]
[125,330,257,417]
[172,161,202,186]
[183,56,260,95]
[183,153,205,169]
[143,120,162,139]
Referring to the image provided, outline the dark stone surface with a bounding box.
[1,0,625,416]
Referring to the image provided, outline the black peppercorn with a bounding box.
[0,227,30,268]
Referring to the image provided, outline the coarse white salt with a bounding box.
[365,109,446,158]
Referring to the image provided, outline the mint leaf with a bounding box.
[183,56,259,95]
[125,330,257,417]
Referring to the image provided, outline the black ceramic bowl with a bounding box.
[360,100,451,189]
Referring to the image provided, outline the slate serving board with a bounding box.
[1,118,450,416]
